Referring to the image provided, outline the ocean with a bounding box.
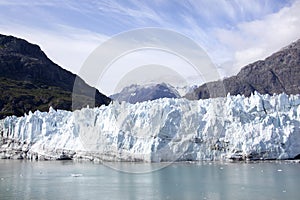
[0,160,299,200]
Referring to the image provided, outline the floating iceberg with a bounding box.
[1,92,300,162]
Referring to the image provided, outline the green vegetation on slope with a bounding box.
[0,77,72,118]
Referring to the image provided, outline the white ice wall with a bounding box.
[1,92,300,161]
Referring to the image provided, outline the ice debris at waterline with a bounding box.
[1,92,300,162]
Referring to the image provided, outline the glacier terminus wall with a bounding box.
[1,92,300,162]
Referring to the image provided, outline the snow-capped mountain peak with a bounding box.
[110,82,181,103]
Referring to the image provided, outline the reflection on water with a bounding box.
[0,160,299,200]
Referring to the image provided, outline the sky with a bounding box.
[0,0,300,94]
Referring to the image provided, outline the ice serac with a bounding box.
[1,92,300,162]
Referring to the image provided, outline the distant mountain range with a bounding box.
[113,39,300,103]
[110,83,181,103]
[0,34,111,119]
[185,39,300,100]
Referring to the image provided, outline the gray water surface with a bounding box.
[0,160,299,200]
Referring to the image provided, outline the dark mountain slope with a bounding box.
[185,39,300,99]
[0,34,111,118]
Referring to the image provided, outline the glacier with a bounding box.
[1,92,300,162]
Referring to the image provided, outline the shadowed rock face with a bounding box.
[0,34,111,118]
[185,39,300,100]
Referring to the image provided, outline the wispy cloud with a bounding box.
[215,0,300,76]
[0,0,298,84]
[0,0,59,6]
